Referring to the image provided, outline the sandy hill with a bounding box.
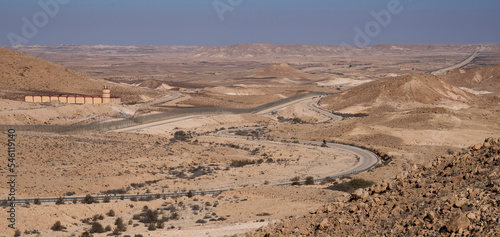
[250,138,500,236]
[0,47,161,102]
[439,64,500,95]
[247,63,314,82]
[320,74,480,112]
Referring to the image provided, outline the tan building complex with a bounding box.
[24,85,121,104]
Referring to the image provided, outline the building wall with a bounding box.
[25,94,121,105]
[75,97,85,104]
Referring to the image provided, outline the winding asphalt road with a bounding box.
[140,91,184,107]
[3,95,379,203]
[217,126,379,184]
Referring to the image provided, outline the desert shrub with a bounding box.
[24,230,40,234]
[349,178,373,188]
[14,230,21,237]
[91,214,104,221]
[256,212,271,216]
[191,204,200,211]
[320,176,335,184]
[51,221,66,231]
[56,196,65,205]
[136,209,159,223]
[156,220,165,229]
[90,222,104,233]
[65,191,76,196]
[196,219,207,224]
[82,194,95,204]
[80,231,93,237]
[112,227,121,235]
[34,198,41,205]
[230,159,255,167]
[170,212,180,220]
[186,190,194,198]
[115,217,127,231]
[305,176,315,185]
[130,197,137,202]
[326,178,373,193]
[147,223,157,231]
[290,176,300,182]
[73,198,78,204]
[134,235,144,237]
[103,195,111,203]
[104,225,112,232]
[107,209,115,217]
[173,130,191,141]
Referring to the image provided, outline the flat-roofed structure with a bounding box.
[24,86,121,104]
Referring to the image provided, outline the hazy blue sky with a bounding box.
[1,0,499,46]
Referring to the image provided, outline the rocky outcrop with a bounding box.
[247,138,500,236]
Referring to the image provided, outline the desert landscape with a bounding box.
[0,42,499,237]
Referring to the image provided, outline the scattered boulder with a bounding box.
[249,138,500,236]
[445,214,470,233]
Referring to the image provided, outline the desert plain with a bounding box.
[0,43,499,236]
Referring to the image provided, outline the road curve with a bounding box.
[431,46,481,75]
[140,91,184,107]
[305,97,342,121]
[218,126,379,184]
[3,95,379,203]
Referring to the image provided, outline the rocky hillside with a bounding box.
[246,138,500,236]
[0,47,161,103]
[440,64,500,95]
